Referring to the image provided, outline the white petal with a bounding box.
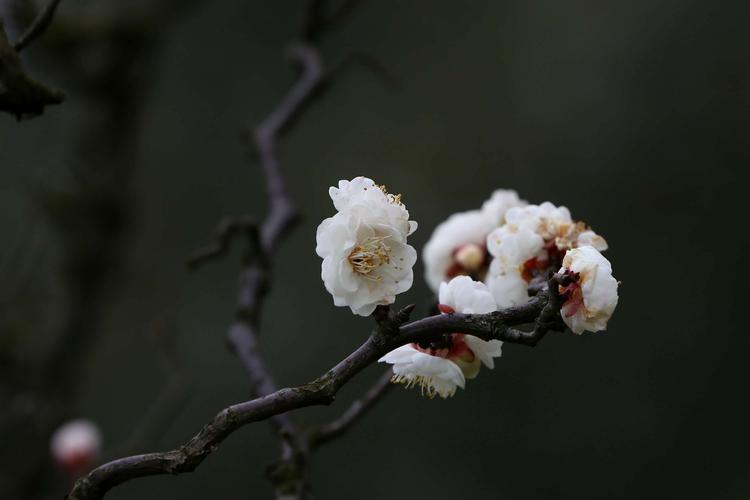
[422,210,495,292]
[487,262,529,308]
[438,276,497,314]
[559,246,619,334]
[464,335,503,369]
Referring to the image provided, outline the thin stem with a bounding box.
[67,290,561,500]
[310,369,394,449]
[13,0,63,52]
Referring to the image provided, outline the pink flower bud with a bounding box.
[50,419,101,477]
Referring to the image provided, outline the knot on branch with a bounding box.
[372,304,415,344]
[265,455,306,496]
[67,478,96,500]
[295,378,336,404]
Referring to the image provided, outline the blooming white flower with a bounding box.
[486,259,530,308]
[316,177,417,316]
[380,346,466,398]
[481,189,527,226]
[486,202,608,308]
[379,276,503,398]
[438,275,497,314]
[328,177,417,237]
[558,246,619,334]
[50,419,101,476]
[422,189,525,292]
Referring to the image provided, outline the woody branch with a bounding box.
[67,279,566,500]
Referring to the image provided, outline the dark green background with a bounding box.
[1,1,746,498]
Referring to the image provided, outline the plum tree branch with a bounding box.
[310,369,394,449]
[12,0,63,52]
[188,9,330,497]
[67,282,565,500]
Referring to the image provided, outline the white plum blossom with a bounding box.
[481,189,528,226]
[422,189,526,293]
[486,260,530,308]
[486,202,608,309]
[316,177,417,316]
[379,276,503,398]
[437,275,497,314]
[328,177,417,237]
[50,419,101,476]
[558,246,619,334]
[379,346,466,398]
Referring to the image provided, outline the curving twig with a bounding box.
[13,0,63,52]
[310,369,394,449]
[188,14,329,498]
[67,282,565,500]
[187,216,259,269]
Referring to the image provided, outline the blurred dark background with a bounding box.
[1,0,747,498]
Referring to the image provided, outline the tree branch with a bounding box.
[184,21,329,500]
[67,284,564,500]
[0,21,64,119]
[253,42,321,251]
[12,0,63,52]
[310,369,393,449]
[186,216,259,270]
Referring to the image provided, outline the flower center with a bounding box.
[348,235,392,280]
[558,269,583,317]
[413,334,474,362]
[520,239,567,282]
[446,243,490,281]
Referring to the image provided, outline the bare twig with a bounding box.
[327,51,399,91]
[184,17,329,499]
[13,0,63,52]
[310,369,393,449]
[68,284,564,500]
[0,22,64,119]
[252,42,320,251]
[187,216,259,270]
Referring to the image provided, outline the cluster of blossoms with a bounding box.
[422,189,526,292]
[379,276,503,398]
[316,178,619,398]
[485,202,615,333]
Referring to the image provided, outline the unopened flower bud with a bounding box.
[50,419,101,477]
[454,243,484,272]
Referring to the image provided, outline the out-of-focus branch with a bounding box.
[68,282,566,500]
[253,42,319,251]
[187,1,394,496]
[0,21,63,119]
[12,0,63,52]
[310,369,393,449]
[188,8,328,498]
[225,33,325,500]
[187,216,259,270]
[1,2,200,497]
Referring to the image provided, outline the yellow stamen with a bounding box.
[391,374,439,399]
[348,235,392,281]
[378,184,404,207]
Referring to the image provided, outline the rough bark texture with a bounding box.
[67,283,566,500]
